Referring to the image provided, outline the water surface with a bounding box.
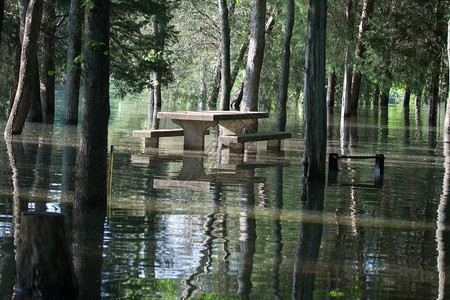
[0,98,449,299]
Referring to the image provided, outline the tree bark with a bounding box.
[4,0,44,136]
[302,0,327,184]
[64,0,83,125]
[75,0,110,208]
[429,70,439,127]
[277,0,294,132]
[208,56,221,109]
[350,0,374,112]
[27,54,43,123]
[326,70,336,112]
[219,0,231,110]
[39,0,56,123]
[241,0,266,113]
[230,41,248,88]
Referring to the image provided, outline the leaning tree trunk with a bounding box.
[64,0,83,125]
[4,0,44,136]
[74,0,110,208]
[39,0,56,123]
[277,0,294,132]
[302,0,327,184]
[241,0,266,113]
[350,0,374,112]
[219,0,231,110]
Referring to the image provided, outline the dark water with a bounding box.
[0,97,450,299]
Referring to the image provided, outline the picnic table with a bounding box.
[157,110,269,151]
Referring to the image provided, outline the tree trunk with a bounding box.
[302,0,327,184]
[27,55,43,123]
[75,0,110,208]
[64,0,83,125]
[208,57,221,109]
[219,0,231,110]
[350,0,374,112]
[39,0,56,123]
[403,87,411,108]
[0,0,4,46]
[380,88,389,106]
[326,70,336,112]
[230,77,244,110]
[429,70,439,127]
[4,0,44,136]
[230,41,248,88]
[241,0,266,113]
[341,0,353,118]
[277,0,294,132]
[373,84,380,107]
[444,19,450,133]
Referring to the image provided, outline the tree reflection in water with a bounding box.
[292,182,324,299]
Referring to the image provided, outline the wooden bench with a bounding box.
[219,131,292,153]
[132,129,184,148]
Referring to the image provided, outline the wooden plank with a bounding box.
[132,128,184,138]
[219,131,292,145]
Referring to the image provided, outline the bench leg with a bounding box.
[267,139,281,151]
[145,137,159,148]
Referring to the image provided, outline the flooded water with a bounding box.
[0,95,450,299]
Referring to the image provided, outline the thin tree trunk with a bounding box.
[208,56,221,109]
[241,0,266,113]
[39,0,56,123]
[64,0,83,125]
[0,0,4,46]
[219,0,231,110]
[350,0,374,112]
[4,0,44,135]
[277,0,294,132]
[230,41,248,88]
[326,70,336,112]
[230,77,244,110]
[75,0,110,208]
[373,84,380,107]
[429,70,439,127]
[341,0,353,118]
[302,0,327,184]
[444,19,450,133]
[403,87,411,108]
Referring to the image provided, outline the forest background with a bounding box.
[0,0,447,125]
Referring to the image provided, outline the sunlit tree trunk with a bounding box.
[277,0,294,132]
[341,0,353,118]
[75,0,110,208]
[39,0,56,123]
[219,0,231,110]
[64,0,83,125]
[302,0,327,184]
[444,19,450,133]
[4,0,43,136]
[241,0,266,113]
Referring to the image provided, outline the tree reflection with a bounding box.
[437,132,450,299]
[72,206,106,299]
[292,183,324,299]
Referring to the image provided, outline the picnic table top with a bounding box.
[157,110,269,122]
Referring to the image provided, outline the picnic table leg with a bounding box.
[172,120,217,151]
[219,119,257,153]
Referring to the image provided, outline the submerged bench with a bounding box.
[219,131,292,153]
[132,129,184,148]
